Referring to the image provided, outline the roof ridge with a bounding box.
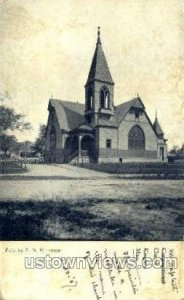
[51,98,81,103]
[115,97,138,108]
[50,99,84,107]
[49,99,85,132]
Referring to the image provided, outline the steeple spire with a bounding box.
[85,28,115,124]
[97,26,101,44]
[153,109,164,137]
[155,109,157,120]
[85,27,114,85]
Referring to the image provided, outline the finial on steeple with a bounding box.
[97,26,101,44]
[155,109,157,120]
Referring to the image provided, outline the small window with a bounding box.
[135,112,139,120]
[106,139,111,149]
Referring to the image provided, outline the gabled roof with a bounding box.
[115,97,145,124]
[153,118,164,136]
[49,97,163,137]
[49,99,84,131]
[86,32,114,85]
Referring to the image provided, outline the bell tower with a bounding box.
[85,27,115,125]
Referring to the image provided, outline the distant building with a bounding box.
[45,28,167,163]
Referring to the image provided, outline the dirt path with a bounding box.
[0,164,111,178]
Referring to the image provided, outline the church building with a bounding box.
[45,28,167,164]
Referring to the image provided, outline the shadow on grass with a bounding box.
[0,200,97,240]
[0,197,184,240]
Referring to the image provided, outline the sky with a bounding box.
[0,0,184,149]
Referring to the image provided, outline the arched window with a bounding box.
[128,125,145,150]
[87,88,93,110]
[50,126,56,150]
[100,87,110,109]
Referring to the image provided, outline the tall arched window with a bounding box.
[87,88,93,110]
[128,125,145,150]
[100,86,110,109]
[50,126,56,151]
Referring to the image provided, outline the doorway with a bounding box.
[160,147,164,161]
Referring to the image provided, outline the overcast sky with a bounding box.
[0,0,184,149]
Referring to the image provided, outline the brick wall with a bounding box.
[117,149,157,158]
[98,157,119,163]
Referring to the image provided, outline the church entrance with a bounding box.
[81,135,95,161]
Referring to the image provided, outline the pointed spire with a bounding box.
[155,109,157,120]
[97,26,101,44]
[85,28,114,85]
[153,110,164,137]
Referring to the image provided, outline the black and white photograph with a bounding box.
[0,0,184,243]
[1,1,184,300]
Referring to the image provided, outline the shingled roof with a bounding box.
[49,99,85,131]
[153,117,164,136]
[115,97,145,124]
[86,29,114,85]
[49,97,147,131]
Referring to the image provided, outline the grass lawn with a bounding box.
[0,179,183,240]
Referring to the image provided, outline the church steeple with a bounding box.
[85,27,114,86]
[97,26,101,44]
[153,110,164,138]
[85,28,114,124]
